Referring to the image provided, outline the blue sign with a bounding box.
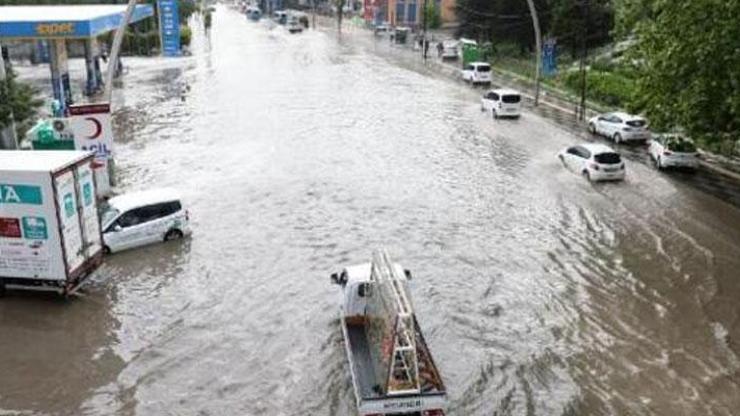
[158,0,181,57]
[542,39,557,77]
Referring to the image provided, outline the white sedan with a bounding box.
[588,112,651,143]
[558,143,626,182]
[648,134,699,170]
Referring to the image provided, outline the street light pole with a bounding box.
[0,43,19,150]
[104,0,137,102]
[525,0,542,106]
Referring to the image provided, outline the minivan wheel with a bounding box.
[103,246,111,255]
[614,133,622,144]
[164,229,184,242]
[0,279,6,298]
[492,109,498,119]
[588,123,596,134]
[657,157,663,170]
[583,170,591,181]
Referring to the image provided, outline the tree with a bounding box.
[549,0,613,59]
[424,1,441,30]
[0,70,43,139]
[629,0,740,146]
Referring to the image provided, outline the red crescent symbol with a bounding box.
[85,117,103,140]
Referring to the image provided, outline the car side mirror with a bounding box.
[113,224,122,232]
[358,282,372,298]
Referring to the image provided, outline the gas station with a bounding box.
[0,4,155,114]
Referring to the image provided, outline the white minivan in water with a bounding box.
[101,189,190,253]
[558,143,626,182]
[461,62,492,85]
[481,88,522,118]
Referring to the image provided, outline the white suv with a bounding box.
[461,62,492,85]
[648,134,699,170]
[559,143,626,182]
[589,112,650,143]
[481,88,521,119]
[101,188,191,253]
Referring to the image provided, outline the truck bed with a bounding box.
[345,321,446,400]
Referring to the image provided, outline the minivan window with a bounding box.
[476,65,491,72]
[626,119,646,128]
[502,94,521,104]
[489,92,499,100]
[117,208,147,228]
[595,152,622,164]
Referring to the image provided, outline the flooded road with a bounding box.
[2,7,740,415]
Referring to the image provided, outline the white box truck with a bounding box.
[0,151,104,295]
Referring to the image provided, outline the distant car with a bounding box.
[287,19,303,33]
[588,112,650,143]
[461,62,492,85]
[559,143,626,182]
[374,23,390,36]
[649,134,699,170]
[101,188,191,253]
[481,88,522,119]
[438,40,459,59]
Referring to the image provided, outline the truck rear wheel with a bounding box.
[0,279,6,298]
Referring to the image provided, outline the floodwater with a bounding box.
[2,7,740,416]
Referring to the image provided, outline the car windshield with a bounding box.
[502,94,521,104]
[667,138,697,153]
[626,119,646,127]
[100,205,120,227]
[595,152,622,164]
[476,65,491,72]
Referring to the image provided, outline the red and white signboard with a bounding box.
[69,103,114,196]
[69,103,114,166]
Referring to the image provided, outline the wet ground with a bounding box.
[2,7,740,416]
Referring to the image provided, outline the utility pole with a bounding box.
[422,0,428,61]
[525,0,542,106]
[0,43,19,150]
[577,0,589,121]
[312,0,316,29]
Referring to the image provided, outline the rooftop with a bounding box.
[0,4,154,39]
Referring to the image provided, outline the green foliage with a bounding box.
[180,25,192,46]
[549,0,613,59]
[0,70,43,137]
[424,2,441,30]
[563,69,634,107]
[630,0,740,144]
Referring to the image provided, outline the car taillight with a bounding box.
[185,210,190,221]
[620,163,625,170]
[590,163,600,170]
[498,102,502,108]
[423,410,445,416]
[622,127,633,131]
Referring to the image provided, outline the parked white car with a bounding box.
[558,143,626,182]
[588,112,650,143]
[438,40,459,59]
[461,62,492,85]
[481,88,522,119]
[648,134,699,170]
[101,188,191,253]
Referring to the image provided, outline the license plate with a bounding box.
[604,167,619,172]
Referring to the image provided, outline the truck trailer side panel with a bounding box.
[0,171,66,281]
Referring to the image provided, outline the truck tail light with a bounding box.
[423,410,446,416]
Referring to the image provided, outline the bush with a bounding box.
[563,69,634,107]
[180,25,192,47]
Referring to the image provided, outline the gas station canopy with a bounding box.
[0,4,155,40]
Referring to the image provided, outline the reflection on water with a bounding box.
[2,6,740,416]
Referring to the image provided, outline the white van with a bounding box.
[461,62,492,85]
[101,189,190,253]
[481,88,522,118]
